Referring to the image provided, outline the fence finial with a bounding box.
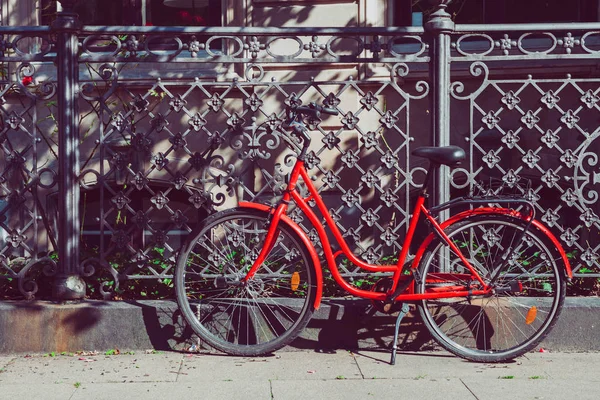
[58,0,79,13]
[424,0,455,33]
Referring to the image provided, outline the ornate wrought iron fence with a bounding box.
[74,25,432,298]
[0,2,599,300]
[0,26,58,298]
[449,23,600,279]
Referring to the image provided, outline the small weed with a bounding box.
[104,349,120,356]
[498,376,515,379]
[335,375,346,380]
[414,374,427,380]
[529,376,545,380]
[74,382,81,388]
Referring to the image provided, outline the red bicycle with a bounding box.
[175,103,572,364]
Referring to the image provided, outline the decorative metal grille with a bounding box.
[450,24,600,278]
[1,19,600,300]
[0,28,58,298]
[75,27,431,296]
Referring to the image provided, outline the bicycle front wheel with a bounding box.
[175,208,316,356]
[417,214,566,362]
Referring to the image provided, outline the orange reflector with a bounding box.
[525,306,537,325]
[291,272,300,291]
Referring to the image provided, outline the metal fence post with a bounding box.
[424,0,454,209]
[52,0,85,300]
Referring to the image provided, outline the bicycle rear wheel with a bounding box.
[175,208,316,356]
[417,214,566,362]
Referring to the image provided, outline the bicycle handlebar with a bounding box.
[295,103,339,117]
[284,102,339,157]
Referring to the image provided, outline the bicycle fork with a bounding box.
[242,201,288,282]
[243,162,304,282]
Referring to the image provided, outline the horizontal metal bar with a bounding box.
[0,26,51,34]
[3,24,598,36]
[77,26,426,36]
[77,55,430,63]
[456,22,600,33]
[451,54,600,62]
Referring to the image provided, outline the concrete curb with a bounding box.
[0,297,598,355]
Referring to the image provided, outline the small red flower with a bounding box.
[192,15,205,25]
[178,11,192,23]
[22,76,33,86]
[177,10,205,26]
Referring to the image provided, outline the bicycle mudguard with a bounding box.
[238,201,324,309]
[411,207,573,279]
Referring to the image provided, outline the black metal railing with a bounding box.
[1,0,599,300]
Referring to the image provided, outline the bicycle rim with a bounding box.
[417,215,565,362]
[175,209,316,356]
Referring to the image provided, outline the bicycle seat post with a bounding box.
[420,162,438,200]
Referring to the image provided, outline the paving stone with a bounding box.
[70,381,272,400]
[0,383,76,400]
[0,353,183,384]
[271,378,475,400]
[179,350,362,382]
[354,350,600,381]
[462,377,599,400]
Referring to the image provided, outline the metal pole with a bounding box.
[52,0,85,300]
[424,0,454,211]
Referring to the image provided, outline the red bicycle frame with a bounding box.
[241,158,572,308]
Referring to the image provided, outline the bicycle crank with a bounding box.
[370,277,411,314]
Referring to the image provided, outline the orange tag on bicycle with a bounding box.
[291,272,300,291]
[525,306,537,325]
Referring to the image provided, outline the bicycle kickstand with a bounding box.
[390,303,410,366]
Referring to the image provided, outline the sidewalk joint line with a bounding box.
[352,352,366,379]
[460,378,480,400]
[175,355,185,382]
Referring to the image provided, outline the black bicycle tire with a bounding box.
[175,208,316,356]
[416,214,566,362]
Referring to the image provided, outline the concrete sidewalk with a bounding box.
[0,350,598,400]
